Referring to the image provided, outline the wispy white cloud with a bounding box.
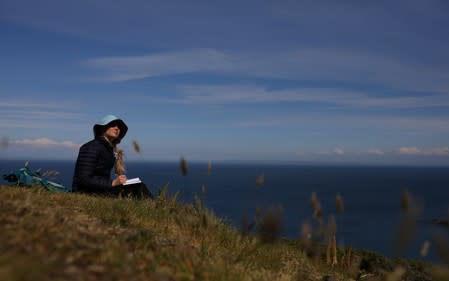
[230,113,449,134]
[305,148,347,156]
[398,146,421,155]
[232,119,284,127]
[84,49,235,82]
[14,138,80,149]
[0,99,86,130]
[172,84,449,108]
[295,149,386,157]
[296,147,448,158]
[0,99,81,110]
[366,148,385,156]
[397,146,449,156]
[1,109,84,120]
[84,48,449,93]
[5,0,448,66]
[333,148,345,156]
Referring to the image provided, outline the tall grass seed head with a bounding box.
[310,192,322,218]
[326,215,337,237]
[132,139,141,154]
[207,161,212,175]
[180,157,188,176]
[401,190,410,211]
[256,174,264,187]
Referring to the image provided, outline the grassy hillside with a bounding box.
[0,185,448,281]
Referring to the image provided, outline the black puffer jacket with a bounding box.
[72,137,115,193]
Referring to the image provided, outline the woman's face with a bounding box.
[104,123,120,140]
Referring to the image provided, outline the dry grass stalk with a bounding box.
[300,222,312,243]
[240,215,255,235]
[207,161,212,175]
[311,247,321,266]
[324,215,338,267]
[180,157,188,176]
[332,235,337,267]
[24,160,29,168]
[132,139,141,154]
[394,190,421,257]
[420,240,431,257]
[401,190,410,211]
[432,232,449,265]
[256,206,283,244]
[327,215,337,237]
[336,193,344,214]
[1,136,9,149]
[346,244,352,268]
[310,192,322,219]
[300,222,313,258]
[255,174,264,187]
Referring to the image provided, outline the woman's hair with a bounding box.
[100,123,126,175]
[114,146,126,175]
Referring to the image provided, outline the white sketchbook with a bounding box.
[123,177,142,185]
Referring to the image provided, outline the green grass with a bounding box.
[0,185,447,281]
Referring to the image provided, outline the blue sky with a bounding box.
[1,0,449,165]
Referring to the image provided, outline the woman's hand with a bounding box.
[112,175,127,187]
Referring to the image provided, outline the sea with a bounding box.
[1,159,448,264]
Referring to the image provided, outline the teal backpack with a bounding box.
[2,164,71,193]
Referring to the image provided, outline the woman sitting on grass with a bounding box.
[72,115,152,199]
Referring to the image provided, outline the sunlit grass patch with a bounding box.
[0,184,445,281]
